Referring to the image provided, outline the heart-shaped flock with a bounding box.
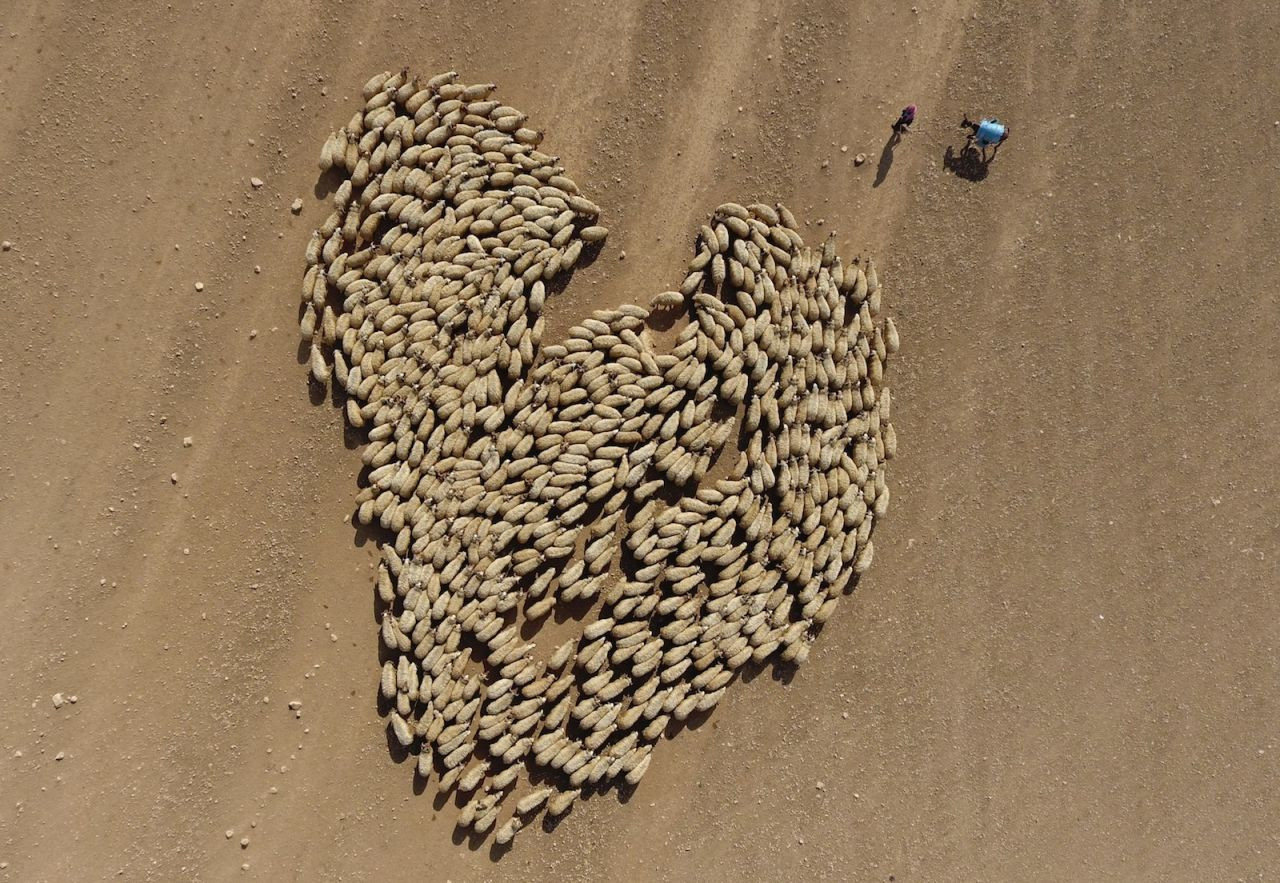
[299,69,898,845]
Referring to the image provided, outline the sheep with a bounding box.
[304,68,902,840]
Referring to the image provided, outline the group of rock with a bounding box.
[299,69,897,845]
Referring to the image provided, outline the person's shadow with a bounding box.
[942,143,990,182]
[873,130,900,188]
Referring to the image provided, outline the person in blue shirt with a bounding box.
[961,114,1009,156]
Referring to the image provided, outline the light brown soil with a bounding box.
[2,1,1278,880]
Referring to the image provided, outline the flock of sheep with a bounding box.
[299,69,897,844]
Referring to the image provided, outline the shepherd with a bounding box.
[892,104,917,135]
[961,114,1009,157]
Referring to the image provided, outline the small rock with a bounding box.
[55,752,65,761]
[170,473,179,484]
[291,198,303,214]
[253,265,261,274]
[68,695,78,704]
[51,693,65,709]
[854,153,866,166]
[250,177,264,189]
[249,329,258,339]
[618,250,626,260]
[241,863,250,872]
[1,240,11,251]
[194,282,204,292]
[240,837,250,848]
[183,437,193,448]
[821,159,830,169]
[288,700,302,710]
[841,145,849,153]
[841,711,849,719]
[815,781,825,790]
[225,830,234,839]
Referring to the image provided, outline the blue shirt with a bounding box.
[977,119,1006,147]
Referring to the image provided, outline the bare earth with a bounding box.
[2,0,1278,880]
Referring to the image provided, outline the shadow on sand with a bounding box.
[873,130,901,187]
[943,143,993,182]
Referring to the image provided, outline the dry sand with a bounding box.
[1,0,1278,880]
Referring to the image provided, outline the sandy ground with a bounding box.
[2,0,1279,880]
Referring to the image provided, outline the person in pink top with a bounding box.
[892,104,917,135]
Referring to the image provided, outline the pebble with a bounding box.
[288,700,302,710]
[291,198,304,213]
[821,159,830,169]
[240,837,250,848]
[254,265,261,274]
[854,153,866,166]
[250,177,264,188]
[225,830,234,839]
[55,752,65,761]
[194,282,205,292]
[1,240,10,251]
[51,693,65,709]
[815,780,825,790]
[170,473,179,484]
[183,437,194,448]
[841,145,848,153]
[250,329,259,339]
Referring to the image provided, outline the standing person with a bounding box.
[891,104,917,135]
[961,114,1010,157]
[975,117,1008,156]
